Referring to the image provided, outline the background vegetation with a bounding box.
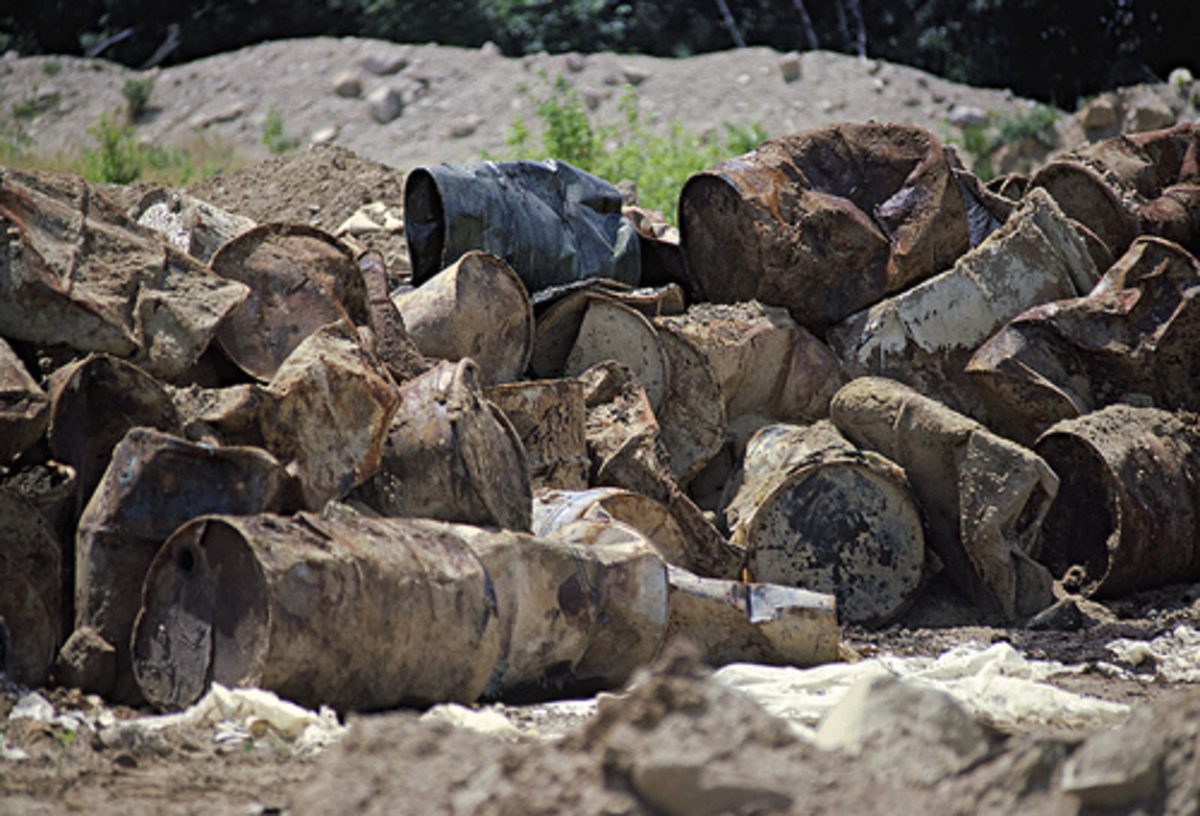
[2,1,1193,109]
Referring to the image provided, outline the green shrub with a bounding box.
[122,76,156,121]
[499,74,766,222]
[82,113,142,183]
[261,108,296,154]
[42,60,62,76]
[947,104,1059,181]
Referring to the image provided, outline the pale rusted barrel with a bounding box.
[725,421,925,627]
[0,489,62,687]
[452,519,668,701]
[212,223,368,381]
[532,487,690,568]
[826,188,1098,421]
[392,250,533,385]
[73,427,293,702]
[132,513,501,713]
[831,377,1058,622]
[485,378,589,491]
[664,565,839,669]
[350,358,532,531]
[1034,404,1200,598]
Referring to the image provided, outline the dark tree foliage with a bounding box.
[1,0,1194,106]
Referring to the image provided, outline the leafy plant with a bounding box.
[947,104,1059,180]
[122,76,156,121]
[261,108,296,154]
[42,60,62,76]
[82,113,142,183]
[499,74,766,222]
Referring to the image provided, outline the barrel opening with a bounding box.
[203,522,270,687]
[177,546,196,574]
[403,168,446,285]
[1036,435,1114,590]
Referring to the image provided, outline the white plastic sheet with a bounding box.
[1108,624,1200,682]
[123,683,346,753]
[714,640,1130,739]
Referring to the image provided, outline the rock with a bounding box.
[779,52,802,83]
[1169,67,1194,90]
[55,626,117,696]
[360,51,409,76]
[815,674,990,785]
[480,41,501,58]
[1061,706,1165,808]
[332,70,362,98]
[630,762,793,816]
[1124,89,1175,133]
[565,52,586,73]
[309,125,339,145]
[189,102,245,128]
[1024,598,1084,631]
[1079,94,1120,134]
[948,104,988,129]
[366,85,403,124]
[622,65,649,86]
[447,117,480,138]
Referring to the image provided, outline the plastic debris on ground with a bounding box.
[714,641,1131,740]
[1107,624,1200,683]
[114,683,346,754]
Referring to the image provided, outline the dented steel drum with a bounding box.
[132,188,256,263]
[679,123,970,331]
[0,489,62,687]
[664,566,839,669]
[486,378,589,491]
[351,358,532,531]
[0,337,49,466]
[73,427,292,702]
[260,320,399,510]
[725,421,925,627]
[1034,404,1200,598]
[827,189,1098,421]
[968,236,1200,445]
[452,519,668,701]
[47,354,181,515]
[533,487,691,568]
[831,377,1057,622]
[212,223,369,381]
[0,168,248,379]
[393,250,533,385]
[404,159,640,292]
[132,513,500,712]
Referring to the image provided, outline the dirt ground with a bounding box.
[4,38,1200,815]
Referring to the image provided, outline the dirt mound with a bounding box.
[3,39,1047,175]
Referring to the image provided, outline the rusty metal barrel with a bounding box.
[533,487,691,568]
[1033,404,1200,598]
[132,513,501,713]
[724,421,925,627]
[485,378,589,491]
[664,565,839,669]
[392,250,533,385]
[451,519,668,701]
[403,159,640,291]
[679,123,969,332]
[0,489,62,687]
[350,358,532,531]
[73,427,293,702]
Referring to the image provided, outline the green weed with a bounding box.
[498,74,766,222]
[82,113,142,183]
[262,108,296,154]
[42,60,62,76]
[122,76,156,121]
[947,104,1059,180]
